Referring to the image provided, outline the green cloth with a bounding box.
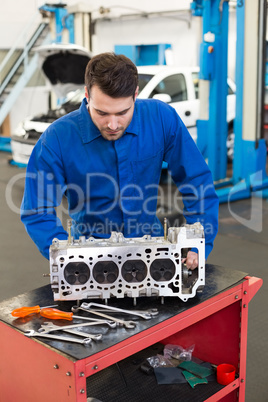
[178,361,214,379]
[182,370,208,388]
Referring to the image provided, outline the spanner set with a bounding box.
[20,303,159,346]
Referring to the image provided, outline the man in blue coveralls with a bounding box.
[21,52,219,270]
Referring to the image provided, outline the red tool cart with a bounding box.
[0,264,262,402]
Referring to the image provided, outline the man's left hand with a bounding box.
[182,251,198,270]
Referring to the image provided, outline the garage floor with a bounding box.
[0,151,267,401]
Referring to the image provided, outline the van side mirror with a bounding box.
[152,93,172,103]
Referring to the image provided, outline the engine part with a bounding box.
[49,223,205,302]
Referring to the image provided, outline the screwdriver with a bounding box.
[40,308,73,320]
[11,306,111,324]
[11,306,73,320]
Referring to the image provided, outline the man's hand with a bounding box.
[182,251,198,270]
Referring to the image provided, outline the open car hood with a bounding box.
[34,43,92,98]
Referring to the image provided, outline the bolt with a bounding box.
[243,304,247,308]
[92,365,98,370]
[66,372,71,376]
[79,372,85,377]
[235,295,238,299]
[80,389,85,394]
[54,364,59,369]
[244,291,247,295]
[241,379,245,383]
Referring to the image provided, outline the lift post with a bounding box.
[224,0,268,202]
[191,0,229,182]
[39,4,73,43]
[192,0,268,202]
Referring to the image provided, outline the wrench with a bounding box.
[80,302,158,320]
[71,314,116,327]
[39,319,116,332]
[78,307,159,316]
[24,330,92,345]
[75,308,136,329]
[39,322,102,340]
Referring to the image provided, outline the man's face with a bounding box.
[86,85,138,141]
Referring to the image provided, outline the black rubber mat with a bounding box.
[86,343,225,402]
[0,264,247,361]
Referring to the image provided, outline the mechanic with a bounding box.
[21,52,219,270]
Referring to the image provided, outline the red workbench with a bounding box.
[0,264,262,402]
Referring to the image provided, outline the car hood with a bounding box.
[34,43,92,98]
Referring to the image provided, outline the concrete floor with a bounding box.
[0,151,267,401]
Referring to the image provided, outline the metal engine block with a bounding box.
[49,223,205,303]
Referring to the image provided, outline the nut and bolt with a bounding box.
[79,372,85,377]
[80,389,85,394]
[244,291,247,295]
[92,365,98,370]
[241,379,245,383]
[54,364,59,369]
[235,295,238,299]
[243,304,247,308]
[66,372,71,376]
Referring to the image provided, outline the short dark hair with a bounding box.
[85,52,138,99]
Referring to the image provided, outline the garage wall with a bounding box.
[92,14,201,67]
[0,0,237,130]
[0,0,194,48]
[0,1,236,74]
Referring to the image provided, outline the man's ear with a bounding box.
[84,86,89,102]
[134,86,139,101]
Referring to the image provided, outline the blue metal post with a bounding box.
[39,4,69,43]
[64,14,75,44]
[208,0,229,181]
[232,0,245,184]
[193,0,229,182]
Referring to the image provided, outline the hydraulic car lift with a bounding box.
[192,0,268,202]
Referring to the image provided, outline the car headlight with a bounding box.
[13,121,26,137]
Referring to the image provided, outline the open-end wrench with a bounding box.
[80,302,158,320]
[38,320,116,332]
[81,307,159,318]
[39,322,103,340]
[72,316,117,328]
[72,307,136,329]
[70,314,117,327]
[24,330,92,345]
[73,304,149,320]
[78,307,159,316]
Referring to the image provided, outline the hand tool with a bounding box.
[79,302,159,320]
[77,307,159,316]
[71,306,136,329]
[11,305,57,318]
[39,322,103,340]
[40,308,117,327]
[38,320,116,333]
[24,330,92,345]
[11,306,116,327]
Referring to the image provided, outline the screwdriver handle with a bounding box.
[11,305,41,318]
[40,308,73,320]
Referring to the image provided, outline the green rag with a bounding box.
[182,370,208,388]
[178,361,214,379]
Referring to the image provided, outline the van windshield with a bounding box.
[138,74,153,93]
